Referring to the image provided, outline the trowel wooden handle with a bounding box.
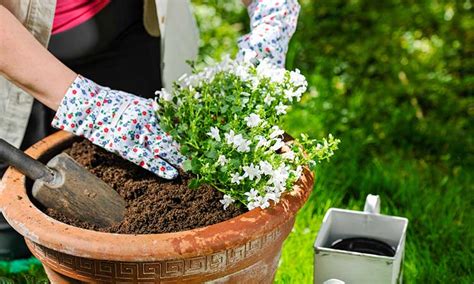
[0,138,55,183]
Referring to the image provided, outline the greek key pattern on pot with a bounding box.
[30,229,282,281]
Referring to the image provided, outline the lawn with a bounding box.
[1,0,472,282]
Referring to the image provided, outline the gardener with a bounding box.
[0,0,300,259]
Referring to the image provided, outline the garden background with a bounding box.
[1,0,472,282]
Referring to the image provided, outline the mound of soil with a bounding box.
[45,140,246,234]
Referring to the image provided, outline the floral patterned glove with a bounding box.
[52,75,185,179]
[237,0,300,67]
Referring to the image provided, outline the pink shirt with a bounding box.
[52,0,111,35]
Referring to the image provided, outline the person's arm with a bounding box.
[237,0,300,67]
[0,5,76,110]
[0,5,182,179]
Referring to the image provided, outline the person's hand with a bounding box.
[237,0,300,67]
[52,75,185,179]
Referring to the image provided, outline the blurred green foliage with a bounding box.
[194,0,473,165]
[284,0,473,165]
[0,258,48,283]
[193,0,473,282]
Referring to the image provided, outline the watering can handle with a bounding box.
[323,279,346,284]
[364,194,380,214]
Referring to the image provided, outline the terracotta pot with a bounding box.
[0,131,314,283]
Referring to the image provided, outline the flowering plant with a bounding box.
[156,57,339,211]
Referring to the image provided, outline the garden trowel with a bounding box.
[0,138,126,227]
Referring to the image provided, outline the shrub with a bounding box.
[157,57,339,210]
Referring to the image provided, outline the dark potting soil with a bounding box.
[45,140,246,234]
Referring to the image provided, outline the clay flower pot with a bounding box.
[0,131,314,283]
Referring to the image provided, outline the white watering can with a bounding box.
[314,194,409,284]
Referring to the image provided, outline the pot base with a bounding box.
[26,219,290,283]
[43,265,81,284]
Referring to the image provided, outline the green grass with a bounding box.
[1,0,472,282]
[0,258,47,283]
[275,143,472,283]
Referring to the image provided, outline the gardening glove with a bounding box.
[52,75,185,179]
[237,0,300,67]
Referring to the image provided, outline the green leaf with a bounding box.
[206,149,217,159]
[217,170,228,183]
[188,178,201,189]
[220,105,229,113]
[180,145,190,155]
[182,160,192,172]
[191,158,201,172]
[229,159,240,168]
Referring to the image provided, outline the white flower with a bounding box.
[264,186,282,202]
[276,102,288,115]
[258,195,271,209]
[268,164,290,189]
[220,194,235,210]
[225,130,251,152]
[256,59,286,84]
[289,69,307,88]
[251,195,264,209]
[217,155,228,166]
[265,192,280,203]
[242,163,261,181]
[264,94,276,105]
[155,88,173,102]
[231,173,242,184]
[282,150,295,160]
[194,92,202,100]
[293,165,303,179]
[283,88,304,102]
[272,69,286,84]
[284,89,295,101]
[272,182,286,193]
[233,134,251,152]
[225,130,237,145]
[245,188,259,201]
[246,189,264,210]
[256,60,274,78]
[259,160,273,175]
[255,135,270,149]
[294,87,305,101]
[235,66,251,81]
[270,126,284,139]
[244,113,262,128]
[207,127,221,142]
[250,77,260,90]
[270,138,285,151]
[247,201,260,210]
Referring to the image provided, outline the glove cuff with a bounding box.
[52,75,106,137]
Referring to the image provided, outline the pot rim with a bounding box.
[0,131,314,261]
